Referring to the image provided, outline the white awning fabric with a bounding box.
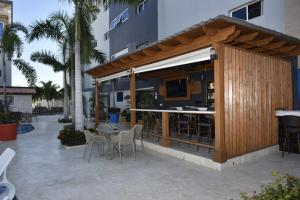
[132,47,212,74]
[97,70,131,82]
[97,47,211,82]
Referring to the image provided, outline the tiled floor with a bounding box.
[0,115,299,200]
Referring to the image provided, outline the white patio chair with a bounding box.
[0,148,16,200]
[112,129,135,163]
[83,130,106,163]
[133,124,144,152]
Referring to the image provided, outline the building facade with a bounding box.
[83,0,300,113]
[0,0,12,87]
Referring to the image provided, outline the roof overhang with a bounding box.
[87,15,300,79]
[0,87,36,95]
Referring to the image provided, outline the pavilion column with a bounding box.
[95,79,100,128]
[212,43,227,163]
[130,72,136,127]
[161,112,171,147]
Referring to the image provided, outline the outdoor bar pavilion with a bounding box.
[87,15,300,164]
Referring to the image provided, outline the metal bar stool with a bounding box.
[282,115,300,158]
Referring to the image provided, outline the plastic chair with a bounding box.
[112,129,135,163]
[0,148,16,200]
[83,130,106,162]
[133,124,144,152]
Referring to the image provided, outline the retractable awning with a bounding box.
[132,47,212,74]
[97,70,131,82]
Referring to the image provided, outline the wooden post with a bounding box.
[161,112,171,147]
[130,73,136,127]
[95,79,100,128]
[212,43,227,163]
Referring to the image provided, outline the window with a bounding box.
[104,32,109,40]
[110,8,129,30]
[0,22,4,39]
[111,48,129,60]
[230,0,263,21]
[137,0,149,15]
[117,92,123,102]
[7,96,14,105]
[136,41,149,49]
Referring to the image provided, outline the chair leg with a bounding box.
[119,145,122,163]
[282,131,288,158]
[83,143,89,159]
[133,144,136,160]
[88,142,94,163]
[297,133,300,153]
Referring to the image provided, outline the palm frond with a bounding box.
[31,50,66,72]
[13,59,37,87]
[28,19,65,42]
[91,49,106,64]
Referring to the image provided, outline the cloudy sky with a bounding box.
[12,0,73,88]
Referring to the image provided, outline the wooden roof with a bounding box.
[0,87,36,95]
[87,15,300,79]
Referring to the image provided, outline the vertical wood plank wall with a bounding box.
[223,45,292,159]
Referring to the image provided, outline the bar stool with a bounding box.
[282,115,300,158]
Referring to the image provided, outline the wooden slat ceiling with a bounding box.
[87,15,300,78]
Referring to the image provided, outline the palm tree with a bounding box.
[28,10,105,129]
[40,81,60,109]
[31,50,70,120]
[1,22,37,113]
[61,0,139,131]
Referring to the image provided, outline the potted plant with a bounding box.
[0,112,21,141]
[108,107,121,123]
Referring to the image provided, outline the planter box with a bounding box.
[0,123,19,141]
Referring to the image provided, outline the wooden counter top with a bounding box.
[275,110,300,117]
[130,108,215,115]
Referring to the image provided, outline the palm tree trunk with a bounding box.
[63,70,69,120]
[70,63,75,125]
[2,54,8,114]
[74,41,84,131]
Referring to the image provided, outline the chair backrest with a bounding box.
[133,124,144,138]
[84,130,93,143]
[283,116,300,129]
[119,130,135,146]
[0,148,15,177]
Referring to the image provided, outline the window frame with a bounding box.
[229,0,263,21]
[110,8,129,31]
[0,21,4,39]
[136,0,148,15]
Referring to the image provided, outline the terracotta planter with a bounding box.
[0,123,18,141]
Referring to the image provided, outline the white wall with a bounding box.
[110,90,130,111]
[9,95,32,113]
[158,0,285,40]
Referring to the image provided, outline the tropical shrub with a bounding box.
[58,118,72,123]
[0,112,22,124]
[57,125,85,146]
[241,172,300,200]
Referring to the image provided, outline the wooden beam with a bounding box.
[252,36,274,46]
[129,54,144,61]
[157,44,173,51]
[279,45,297,53]
[95,80,100,128]
[161,112,171,147]
[223,30,241,43]
[202,25,217,36]
[212,43,227,163]
[142,49,158,56]
[235,32,259,43]
[263,41,286,49]
[90,25,236,78]
[175,35,193,44]
[120,58,133,64]
[130,73,136,127]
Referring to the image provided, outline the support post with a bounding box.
[130,73,136,127]
[212,43,227,163]
[95,79,100,128]
[161,112,171,147]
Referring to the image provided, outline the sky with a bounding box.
[12,0,74,88]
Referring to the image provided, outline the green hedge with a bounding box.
[57,125,86,146]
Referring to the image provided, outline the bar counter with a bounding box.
[130,108,215,115]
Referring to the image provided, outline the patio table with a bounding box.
[96,125,130,160]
